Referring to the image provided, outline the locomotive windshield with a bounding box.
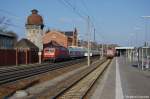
[45,48,54,53]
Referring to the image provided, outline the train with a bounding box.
[106,48,116,59]
[43,41,116,62]
[68,46,86,59]
[43,47,70,62]
[43,45,100,62]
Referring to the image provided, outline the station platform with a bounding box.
[91,56,150,99]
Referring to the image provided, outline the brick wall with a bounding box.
[0,49,16,66]
[43,31,68,48]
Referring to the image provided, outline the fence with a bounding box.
[0,49,39,66]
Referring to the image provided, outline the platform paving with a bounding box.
[91,56,150,99]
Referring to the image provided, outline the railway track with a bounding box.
[0,63,51,74]
[0,57,99,85]
[53,59,111,99]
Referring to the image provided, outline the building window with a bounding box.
[3,39,6,48]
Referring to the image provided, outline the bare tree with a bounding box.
[0,16,18,45]
[0,16,11,32]
[6,31,18,46]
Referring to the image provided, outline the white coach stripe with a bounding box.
[116,58,124,99]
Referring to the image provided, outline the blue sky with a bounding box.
[0,0,150,46]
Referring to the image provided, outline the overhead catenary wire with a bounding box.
[58,0,106,42]
[58,0,93,66]
[0,9,24,21]
[58,0,86,20]
[58,0,98,33]
[0,9,24,29]
[80,0,104,36]
[80,0,94,27]
[81,0,107,43]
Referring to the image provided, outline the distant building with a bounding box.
[0,32,17,49]
[25,9,44,51]
[43,28,78,48]
[78,40,99,50]
[78,40,88,48]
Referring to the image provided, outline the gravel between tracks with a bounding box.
[56,60,110,99]
[12,58,106,99]
[0,57,99,99]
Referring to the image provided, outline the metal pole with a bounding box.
[142,48,144,70]
[101,44,103,58]
[138,48,140,68]
[142,16,150,68]
[94,28,95,43]
[136,31,138,47]
[87,16,90,66]
[145,19,148,69]
[145,19,148,68]
[133,49,134,61]
[145,18,148,46]
[142,16,150,46]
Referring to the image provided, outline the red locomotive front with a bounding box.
[43,47,70,62]
[43,48,56,62]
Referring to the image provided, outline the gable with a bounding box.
[15,38,38,49]
[43,31,68,44]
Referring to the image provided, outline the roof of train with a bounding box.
[115,47,134,49]
[68,46,87,51]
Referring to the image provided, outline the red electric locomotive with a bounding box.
[43,47,70,62]
[43,41,70,62]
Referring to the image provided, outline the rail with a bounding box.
[53,59,111,99]
[0,57,99,85]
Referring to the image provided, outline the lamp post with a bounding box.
[134,27,141,61]
[87,16,90,66]
[134,27,140,47]
[141,16,150,70]
[141,16,150,46]
[101,44,103,59]
[94,28,95,43]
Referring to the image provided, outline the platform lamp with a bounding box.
[141,16,150,47]
[87,16,91,66]
[141,16,150,70]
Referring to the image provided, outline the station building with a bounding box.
[115,46,134,56]
[0,32,17,49]
[43,28,78,48]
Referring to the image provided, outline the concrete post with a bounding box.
[16,48,18,66]
[142,48,144,70]
[100,44,103,59]
[38,51,42,64]
[25,49,28,64]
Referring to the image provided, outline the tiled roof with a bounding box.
[43,40,62,48]
[0,32,16,37]
[14,38,38,49]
